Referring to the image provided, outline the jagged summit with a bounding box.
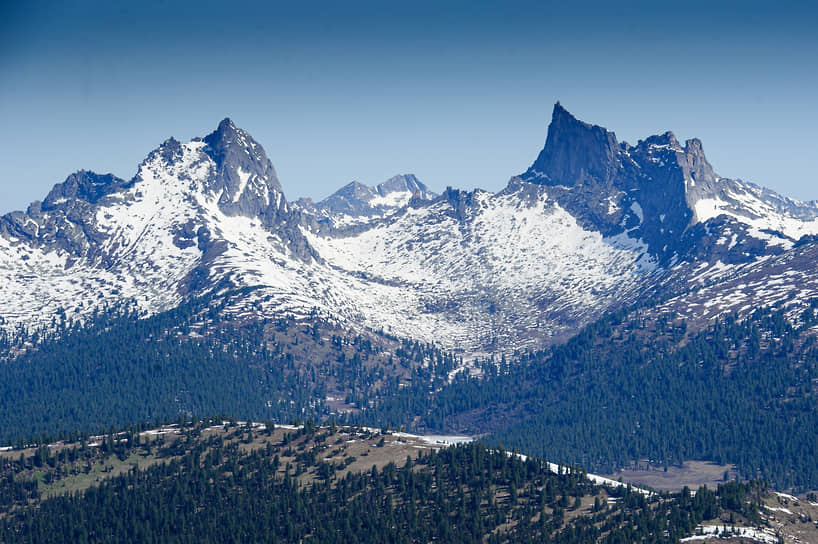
[300,174,437,225]
[515,103,818,264]
[3,111,818,355]
[521,103,718,193]
[522,102,620,187]
[334,180,376,200]
[42,170,129,208]
[196,118,285,217]
[214,117,239,135]
[375,174,432,198]
[203,119,255,166]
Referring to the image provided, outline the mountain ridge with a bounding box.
[295,174,437,229]
[2,104,818,356]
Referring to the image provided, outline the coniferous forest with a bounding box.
[0,420,774,543]
[2,291,818,491]
[367,301,818,490]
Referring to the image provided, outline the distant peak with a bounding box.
[205,118,243,148]
[218,117,237,130]
[331,181,376,200]
[551,101,574,122]
[340,180,373,192]
[377,174,423,193]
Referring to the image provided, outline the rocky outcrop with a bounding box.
[517,102,815,265]
[522,101,621,189]
[201,118,286,221]
[0,170,129,258]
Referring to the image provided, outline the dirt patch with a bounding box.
[603,460,738,492]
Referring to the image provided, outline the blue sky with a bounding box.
[1,1,816,213]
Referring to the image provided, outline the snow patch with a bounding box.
[629,201,643,223]
[234,167,251,203]
[681,525,778,543]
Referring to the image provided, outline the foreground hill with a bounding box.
[1,420,803,544]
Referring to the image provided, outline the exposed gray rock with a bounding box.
[314,174,435,217]
[518,102,814,265]
[201,118,284,219]
[523,101,621,189]
[0,170,128,258]
[299,174,437,234]
[376,174,433,199]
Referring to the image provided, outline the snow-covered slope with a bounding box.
[692,178,818,246]
[0,118,655,353]
[296,174,436,228]
[2,105,818,355]
[302,183,655,352]
[648,241,818,330]
[0,119,301,334]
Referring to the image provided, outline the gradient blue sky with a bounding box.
[1,1,816,213]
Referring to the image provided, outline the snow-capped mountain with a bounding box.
[296,175,436,228]
[0,119,310,333]
[2,104,818,354]
[522,103,818,264]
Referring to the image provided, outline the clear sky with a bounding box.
[1,1,816,213]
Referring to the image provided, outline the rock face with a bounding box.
[524,102,621,190]
[201,118,285,221]
[0,171,130,257]
[2,106,818,354]
[520,104,693,264]
[520,102,818,265]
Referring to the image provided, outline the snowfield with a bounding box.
[4,117,818,357]
[0,135,658,354]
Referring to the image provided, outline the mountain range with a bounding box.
[2,102,818,357]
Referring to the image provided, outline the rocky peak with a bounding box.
[640,131,682,151]
[516,103,733,264]
[335,181,377,201]
[200,118,284,217]
[522,102,620,187]
[682,138,717,189]
[309,175,435,222]
[202,119,242,167]
[0,169,125,257]
[376,174,434,200]
[42,170,129,209]
[516,104,818,265]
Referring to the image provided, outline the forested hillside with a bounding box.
[0,421,780,543]
[367,302,818,489]
[4,289,818,491]
[0,289,453,446]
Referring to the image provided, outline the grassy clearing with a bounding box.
[603,460,738,492]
